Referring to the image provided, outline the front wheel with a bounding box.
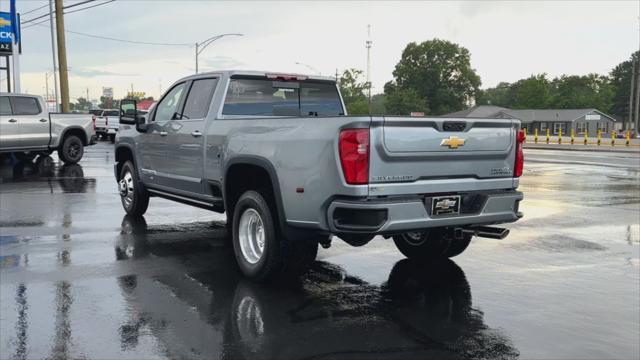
[58,135,84,164]
[232,190,317,281]
[118,161,149,216]
[392,228,472,259]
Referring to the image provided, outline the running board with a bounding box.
[461,226,510,240]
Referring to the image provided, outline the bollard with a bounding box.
[611,131,616,146]
[558,128,563,144]
[597,130,601,146]
[534,128,538,144]
[546,128,550,144]
[584,131,588,145]
[571,128,575,145]
[626,130,631,147]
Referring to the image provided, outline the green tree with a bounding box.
[550,74,614,111]
[338,69,370,115]
[99,96,119,109]
[384,82,429,115]
[609,51,639,119]
[511,74,551,109]
[476,82,513,107]
[370,93,386,115]
[74,97,92,111]
[388,39,481,115]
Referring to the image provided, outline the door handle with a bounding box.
[159,131,168,137]
[8,119,17,123]
[39,118,48,123]
[191,131,202,137]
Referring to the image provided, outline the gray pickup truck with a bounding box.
[115,70,524,280]
[0,93,96,163]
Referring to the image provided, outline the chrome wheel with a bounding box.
[238,208,265,264]
[120,171,135,208]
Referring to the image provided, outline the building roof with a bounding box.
[443,105,507,118]
[443,105,616,123]
[495,108,616,123]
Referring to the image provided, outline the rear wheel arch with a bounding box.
[59,127,88,147]
[223,157,285,229]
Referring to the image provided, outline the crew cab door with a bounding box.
[138,82,187,186]
[163,78,218,195]
[0,96,21,149]
[12,96,50,149]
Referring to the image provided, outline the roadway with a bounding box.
[1,144,638,359]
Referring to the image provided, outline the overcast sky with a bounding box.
[1,0,638,101]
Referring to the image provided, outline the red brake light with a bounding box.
[266,73,308,81]
[514,129,525,177]
[339,129,370,185]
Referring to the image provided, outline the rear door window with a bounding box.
[181,78,218,120]
[10,97,41,115]
[0,97,11,115]
[222,78,343,117]
[104,110,120,116]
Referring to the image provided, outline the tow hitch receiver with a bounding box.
[462,226,510,240]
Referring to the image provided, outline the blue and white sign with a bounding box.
[0,12,14,54]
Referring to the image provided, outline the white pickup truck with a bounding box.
[0,93,96,164]
[90,108,120,142]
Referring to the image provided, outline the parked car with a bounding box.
[91,108,120,142]
[0,93,96,164]
[114,70,524,281]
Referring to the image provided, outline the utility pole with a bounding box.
[635,59,640,132]
[195,42,199,74]
[86,87,89,101]
[54,0,70,112]
[366,24,372,103]
[48,0,59,112]
[629,59,636,131]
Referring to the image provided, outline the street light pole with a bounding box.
[194,33,243,74]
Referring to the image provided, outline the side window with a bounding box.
[0,97,11,116]
[154,83,186,122]
[10,97,41,115]
[181,78,218,120]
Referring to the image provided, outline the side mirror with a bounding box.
[120,99,137,125]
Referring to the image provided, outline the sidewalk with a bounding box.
[523,135,639,152]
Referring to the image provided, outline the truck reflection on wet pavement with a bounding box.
[0,144,638,359]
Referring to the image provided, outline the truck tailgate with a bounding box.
[368,117,518,195]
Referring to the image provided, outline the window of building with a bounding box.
[540,122,548,133]
[597,122,608,133]
[576,122,587,134]
[553,123,566,135]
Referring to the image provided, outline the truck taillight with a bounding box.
[339,129,369,185]
[514,129,525,177]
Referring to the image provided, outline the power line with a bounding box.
[21,4,49,16]
[22,0,103,24]
[22,0,116,30]
[65,0,115,15]
[29,22,191,47]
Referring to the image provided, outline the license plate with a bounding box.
[431,195,461,216]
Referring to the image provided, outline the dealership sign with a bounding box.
[0,12,13,54]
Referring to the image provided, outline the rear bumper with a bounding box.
[327,190,523,234]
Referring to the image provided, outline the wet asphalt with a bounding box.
[0,143,638,360]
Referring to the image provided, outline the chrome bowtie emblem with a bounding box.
[441,136,466,149]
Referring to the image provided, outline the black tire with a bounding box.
[232,190,317,281]
[58,135,84,164]
[392,228,472,259]
[109,134,116,143]
[118,161,149,216]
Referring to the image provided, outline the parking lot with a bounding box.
[1,143,639,359]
